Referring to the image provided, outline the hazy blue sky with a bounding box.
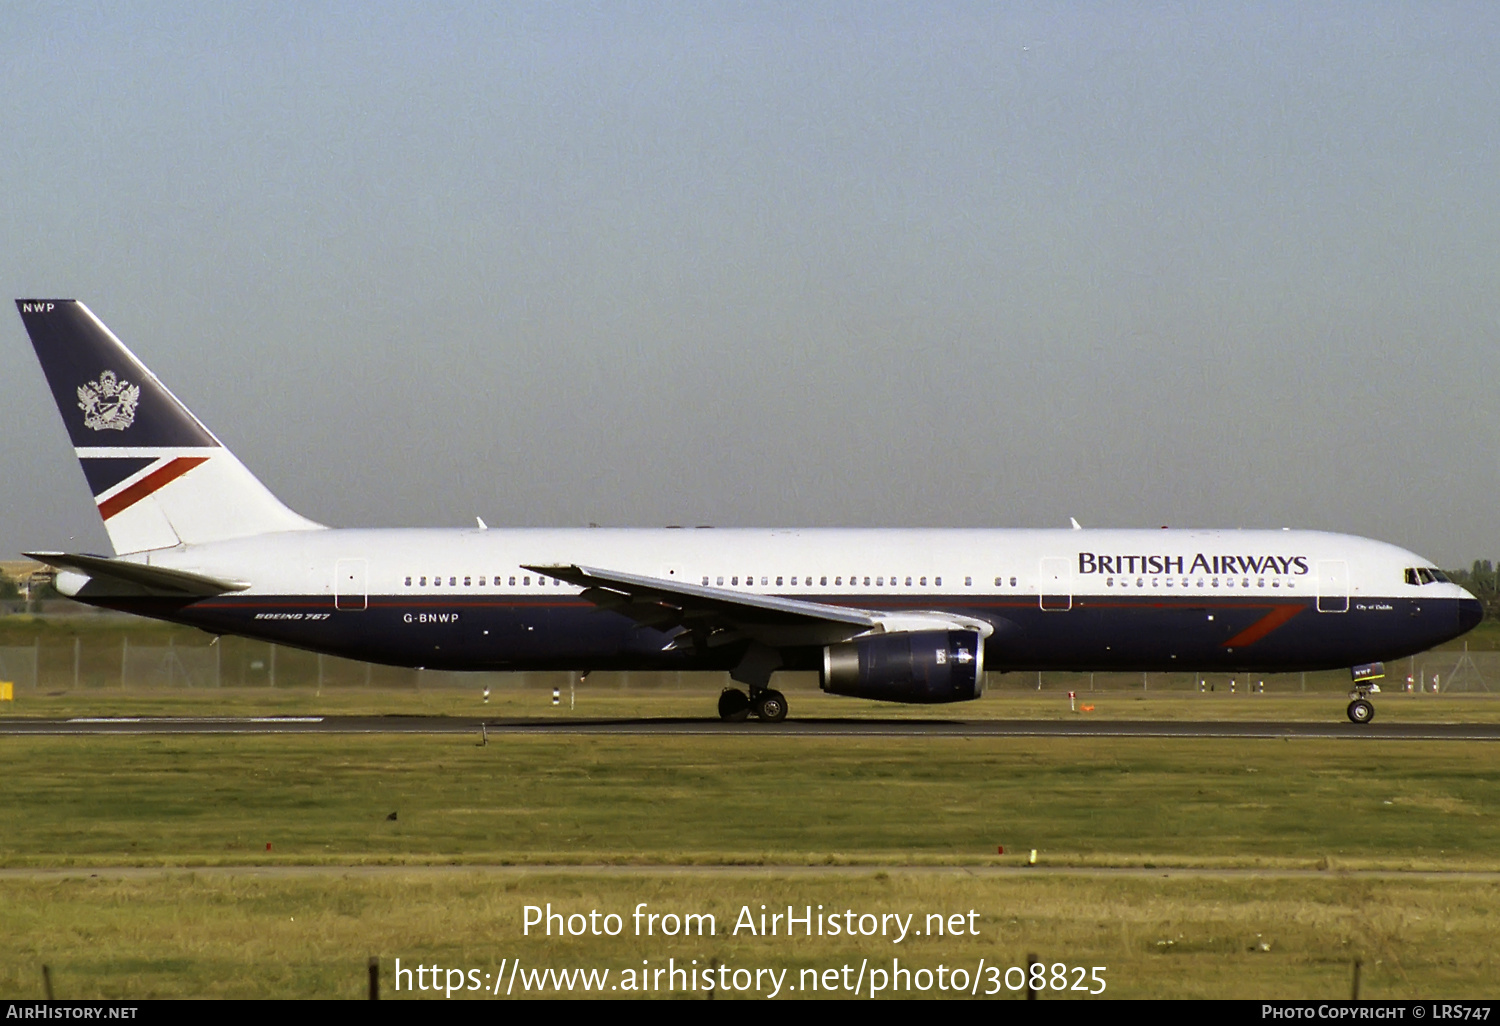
[3,3,1499,565]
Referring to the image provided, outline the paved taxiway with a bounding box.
[2,716,1498,740]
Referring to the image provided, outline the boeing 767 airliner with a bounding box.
[14,300,1483,723]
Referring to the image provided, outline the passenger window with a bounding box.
[776,576,783,586]
[717,577,724,585]
[964,576,972,587]
[761,576,768,586]
[1010,577,1017,586]
[523,576,531,585]
[820,576,827,586]
[834,577,842,586]
[404,576,412,586]
[732,576,739,586]
[905,576,912,586]
[702,576,709,586]
[863,576,871,586]
[1106,576,1114,586]
[464,576,471,586]
[417,577,424,586]
[935,576,942,586]
[509,576,516,586]
[994,576,1002,586]
[876,577,884,587]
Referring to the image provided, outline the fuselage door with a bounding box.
[1040,556,1072,611]
[335,557,368,611]
[1316,559,1349,613]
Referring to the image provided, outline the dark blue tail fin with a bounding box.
[16,300,322,553]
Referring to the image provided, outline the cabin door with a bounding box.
[335,558,368,611]
[1316,560,1348,613]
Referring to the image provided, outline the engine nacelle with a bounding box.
[820,630,984,704]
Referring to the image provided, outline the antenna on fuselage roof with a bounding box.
[1069,517,1083,530]
[476,517,488,530]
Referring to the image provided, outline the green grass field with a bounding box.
[4,870,1495,999]
[2,734,1497,869]
[4,612,1499,999]
[0,730,1498,997]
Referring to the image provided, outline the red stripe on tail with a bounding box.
[97,456,209,520]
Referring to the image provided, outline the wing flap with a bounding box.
[526,563,879,647]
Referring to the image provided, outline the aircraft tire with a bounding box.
[754,689,788,723]
[1346,698,1375,725]
[718,688,752,722]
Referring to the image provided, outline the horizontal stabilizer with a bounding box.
[26,551,250,596]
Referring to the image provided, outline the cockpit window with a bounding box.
[1405,567,1449,585]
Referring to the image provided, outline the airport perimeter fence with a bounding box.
[992,651,1498,695]
[0,627,1495,694]
[0,631,729,693]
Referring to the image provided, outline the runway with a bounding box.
[3,715,1500,740]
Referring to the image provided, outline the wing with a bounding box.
[525,563,880,649]
[524,564,993,650]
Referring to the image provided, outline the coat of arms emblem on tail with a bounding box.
[77,370,140,431]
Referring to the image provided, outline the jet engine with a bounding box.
[820,630,984,704]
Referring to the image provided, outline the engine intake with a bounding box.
[820,630,984,704]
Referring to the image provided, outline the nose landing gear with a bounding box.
[1346,692,1375,724]
[1346,662,1384,725]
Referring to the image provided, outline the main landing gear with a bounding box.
[718,687,788,723]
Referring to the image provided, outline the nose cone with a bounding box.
[1459,595,1485,634]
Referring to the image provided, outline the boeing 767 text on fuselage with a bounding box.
[14,300,1483,723]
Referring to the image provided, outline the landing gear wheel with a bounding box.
[753,689,788,723]
[1347,698,1375,725]
[718,688,751,722]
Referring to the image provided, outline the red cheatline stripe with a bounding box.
[97,456,210,520]
[1223,604,1304,648]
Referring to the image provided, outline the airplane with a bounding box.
[13,299,1484,725]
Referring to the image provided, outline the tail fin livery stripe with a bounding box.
[96,456,209,520]
[79,456,158,496]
